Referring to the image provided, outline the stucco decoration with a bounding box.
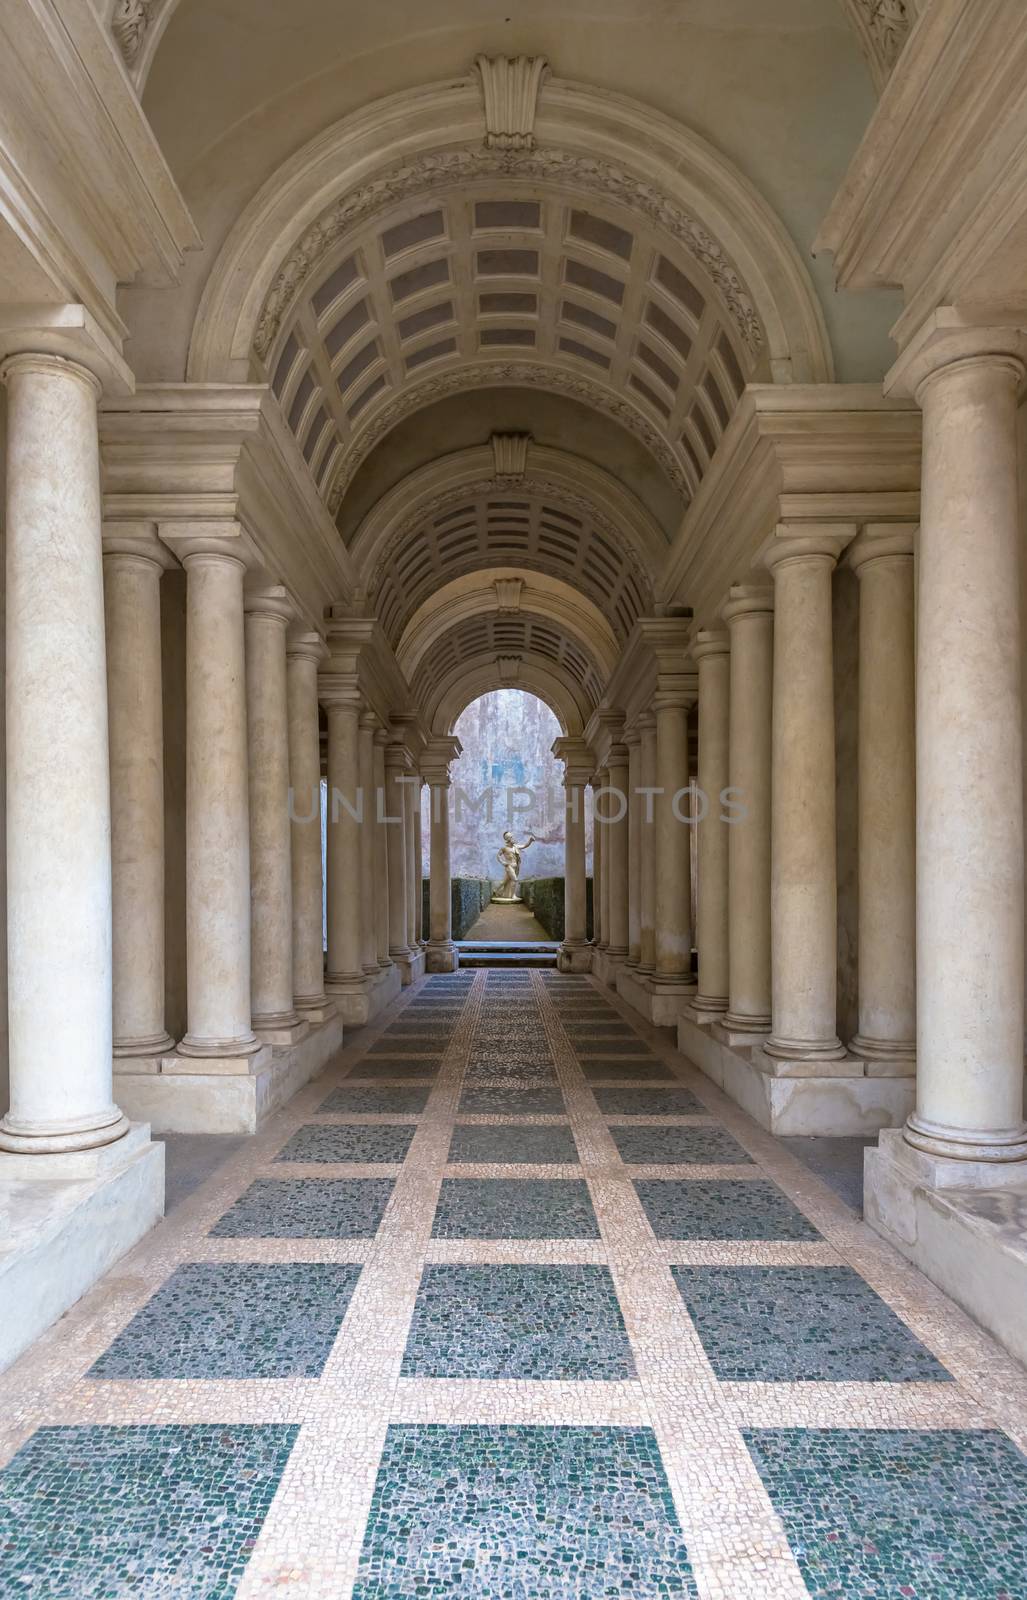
[844,0,915,90]
[252,145,763,367]
[491,433,531,480]
[475,55,550,150]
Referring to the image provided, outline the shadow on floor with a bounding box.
[156,1134,249,1214]
[778,1136,876,1216]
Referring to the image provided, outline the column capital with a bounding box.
[722,584,774,626]
[653,672,698,713]
[384,740,413,774]
[422,735,462,785]
[0,304,134,396]
[622,726,642,749]
[762,522,857,575]
[161,524,253,571]
[886,308,1027,402]
[286,630,328,666]
[552,736,594,788]
[848,522,917,576]
[244,585,295,627]
[637,710,657,734]
[359,706,380,731]
[691,627,730,664]
[318,673,362,709]
[102,522,179,573]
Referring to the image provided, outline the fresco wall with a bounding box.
[422,690,592,883]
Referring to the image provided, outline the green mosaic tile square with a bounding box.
[210,1177,394,1238]
[458,1083,566,1114]
[634,1178,822,1241]
[564,1021,637,1037]
[353,1424,696,1597]
[611,1124,753,1165]
[673,1266,952,1381]
[319,1084,430,1113]
[594,1086,705,1115]
[89,1263,361,1379]
[745,1428,1027,1599]
[0,1424,298,1598]
[448,1123,579,1164]
[354,1058,440,1080]
[401,1265,634,1379]
[578,1040,658,1056]
[368,1037,443,1056]
[275,1123,416,1163]
[432,1178,600,1239]
[580,1059,676,1082]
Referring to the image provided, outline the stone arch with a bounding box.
[428,660,586,738]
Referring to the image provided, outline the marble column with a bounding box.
[358,712,379,976]
[692,630,731,1016]
[605,741,630,959]
[384,741,413,966]
[426,773,458,971]
[323,690,366,1002]
[721,587,774,1033]
[590,778,604,949]
[413,785,425,944]
[626,729,642,968]
[850,528,916,1068]
[245,590,306,1046]
[638,713,658,975]
[177,544,261,1061]
[554,739,590,971]
[653,687,697,991]
[286,634,333,1021]
[0,354,128,1151]
[406,771,420,952]
[763,532,848,1064]
[104,536,174,1062]
[597,774,612,952]
[906,347,1027,1163]
[373,729,392,970]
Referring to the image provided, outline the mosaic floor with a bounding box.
[1,970,1026,1598]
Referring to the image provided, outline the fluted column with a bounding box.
[903,341,1027,1165]
[692,630,731,1016]
[652,687,697,991]
[104,536,174,1063]
[721,587,774,1033]
[177,543,262,1062]
[373,729,392,970]
[626,729,642,967]
[763,530,849,1064]
[322,687,366,1005]
[849,528,916,1068]
[358,711,379,976]
[245,590,306,1046]
[636,714,658,976]
[0,354,128,1151]
[385,739,413,970]
[286,634,334,1022]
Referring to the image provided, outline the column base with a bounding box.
[326,972,373,1026]
[685,995,728,1026]
[558,942,593,973]
[426,940,459,973]
[763,1033,847,1064]
[177,1030,264,1060]
[713,1019,771,1050]
[296,994,339,1026]
[254,1015,311,1051]
[902,1113,1027,1167]
[865,1127,1027,1368]
[116,1016,344,1134]
[851,1032,917,1068]
[0,1123,164,1374]
[678,1013,914,1136]
[592,948,627,988]
[0,1105,131,1156]
[724,1009,772,1035]
[113,1030,175,1058]
[395,948,426,985]
[159,1043,273,1077]
[615,966,694,1027]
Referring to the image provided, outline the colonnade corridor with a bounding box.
[0,968,1024,1597]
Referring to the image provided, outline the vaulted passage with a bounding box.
[2,1,1027,1593]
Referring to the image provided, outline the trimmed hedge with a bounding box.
[421,877,492,940]
[520,877,595,942]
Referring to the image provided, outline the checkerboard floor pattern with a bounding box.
[0,966,1025,1599]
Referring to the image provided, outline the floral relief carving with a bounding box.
[326,364,689,515]
[253,146,764,364]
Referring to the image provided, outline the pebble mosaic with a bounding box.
[2,966,1026,1600]
[353,1424,697,1598]
[611,1124,754,1165]
[448,1123,580,1164]
[210,1176,396,1238]
[635,1178,824,1241]
[0,1424,299,1598]
[274,1123,417,1164]
[745,1427,1027,1599]
[673,1265,953,1382]
[90,1262,362,1379]
[432,1177,601,1238]
[401,1265,635,1379]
